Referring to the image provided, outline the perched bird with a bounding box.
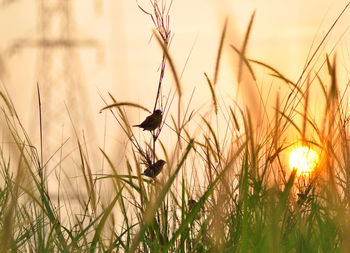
[188,199,203,219]
[133,110,162,131]
[142,159,166,178]
[188,199,197,210]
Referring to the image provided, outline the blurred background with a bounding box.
[0,0,350,171]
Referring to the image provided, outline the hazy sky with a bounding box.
[0,0,350,148]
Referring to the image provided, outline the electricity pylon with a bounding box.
[10,0,100,162]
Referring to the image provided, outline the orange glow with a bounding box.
[289,146,319,176]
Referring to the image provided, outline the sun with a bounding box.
[289,146,319,176]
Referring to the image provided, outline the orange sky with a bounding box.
[0,0,350,149]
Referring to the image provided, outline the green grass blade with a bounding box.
[130,139,194,252]
[90,185,124,252]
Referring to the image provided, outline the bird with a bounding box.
[188,199,197,210]
[142,159,166,178]
[133,110,162,131]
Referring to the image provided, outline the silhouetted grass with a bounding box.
[0,1,349,252]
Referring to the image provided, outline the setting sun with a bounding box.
[289,146,319,176]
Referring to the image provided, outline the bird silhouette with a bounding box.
[133,110,162,131]
[142,159,166,178]
[188,199,197,210]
